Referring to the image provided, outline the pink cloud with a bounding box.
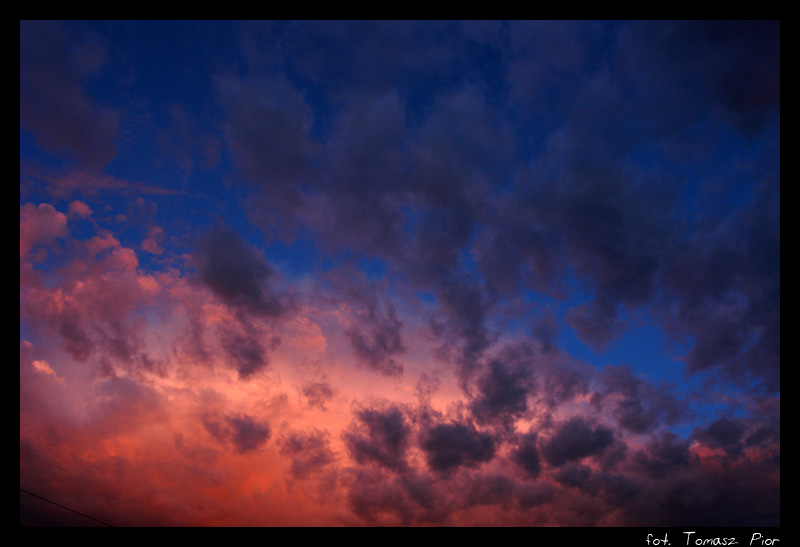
[141,226,165,255]
[68,200,93,218]
[19,207,780,527]
[19,203,68,258]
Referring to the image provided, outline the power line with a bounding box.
[20,488,114,527]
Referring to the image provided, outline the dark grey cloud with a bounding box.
[593,471,642,508]
[173,310,212,366]
[506,20,590,117]
[216,323,278,379]
[462,473,516,508]
[300,377,334,411]
[278,21,462,97]
[477,143,675,351]
[530,312,559,354]
[623,460,780,527]
[469,358,533,427]
[202,412,271,454]
[397,474,443,519]
[217,73,318,199]
[551,464,643,513]
[154,103,222,179]
[633,431,692,478]
[345,469,421,525]
[196,224,286,317]
[566,300,627,352]
[343,404,410,472]
[554,463,595,491]
[534,352,594,410]
[593,365,694,434]
[615,21,780,139]
[744,424,780,449]
[527,158,673,350]
[56,308,94,362]
[512,432,541,479]
[20,20,120,170]
[95,320,140,367]
[278,428,336,479]
[414,372,442,407]
[227,414,272,453]
[557,21,780,389]
[344,467,524,525]
[19,20,781,528]
[471,203,567,300]
[319,266,407,377]
[431,272,495,376]
[421,421,496,473]
[217,22,769,389]
[541,416,614,468]
[346,298,405,377]
[345,469,457,525]
[692,417,747,459]
[319,90,410,256]
[661,177,780,393]
[612,398,660,435]
[515,481,556,509]
[493,21,779,364]
[467,342,592,416]
[218,55,511,378]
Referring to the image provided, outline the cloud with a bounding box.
[541,416,615,468]
[20,203,68,258]
[141,226,165,255]
[345,469,418,525]
[462,473,517,508]
[661,178,780,393]
[215,322,277,379]
[343,404,410,472]
[278,428,337,479]
[530,312,559,354]
[432,272,495,376]
[622,457,780,527]
[317,265,407,376]
[615,21,779,137]
[515,481,556,509]
[20,219,168,374]
[19,21,780,527]
[67,200,92,218]
[20,340,66,386]
[217,73,318,216]
[692,417,747,459]
[154,103,222,178]
[493,341,592,410]
[300,377,334,411]
[633,431,692,478]
[525,154,671,350]
[345,298,405,377]
[277,21,459,96]
[567,300,627,351]
[196,224,286,318]
[553,463,595,490]
[593,365,694,434]
[469,357,534,427]
[20,20,119,170]
[202,412,271,454]
[512,432,542,478]
[421,421,496,473]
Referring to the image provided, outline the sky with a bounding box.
[19,20,780,527]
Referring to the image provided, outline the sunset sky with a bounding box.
[20,20,779,527]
